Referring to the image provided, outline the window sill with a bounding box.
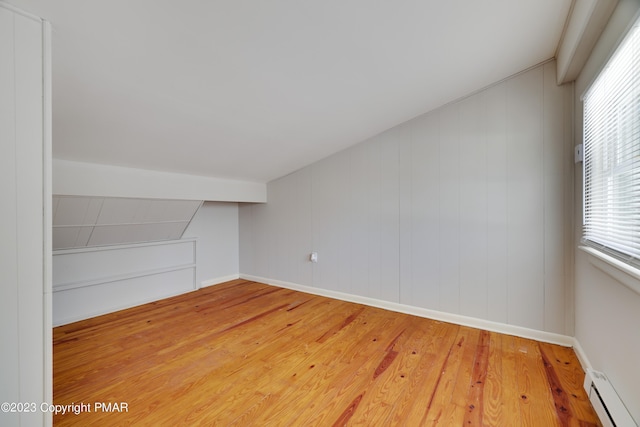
[579,246,640,296]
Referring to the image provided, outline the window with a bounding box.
[583,16,640,268]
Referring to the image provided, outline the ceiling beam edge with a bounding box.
[556,0,618,85]
[53,159,267,203]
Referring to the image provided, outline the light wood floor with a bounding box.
[53,279,601,426]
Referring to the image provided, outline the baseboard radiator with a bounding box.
[584,369,637,427]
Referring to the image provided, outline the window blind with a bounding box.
[583,16,640,265]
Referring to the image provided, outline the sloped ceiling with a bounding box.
[10,0,572,183]
[52,196,202,250]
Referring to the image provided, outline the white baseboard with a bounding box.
[572,337,593,372]
[239,274,575,347]
[200,274,240,288]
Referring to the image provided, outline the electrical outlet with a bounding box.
[310,252,318,263]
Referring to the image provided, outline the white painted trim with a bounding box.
[42,19,53,427]
[200,274,240,288]
[580,246,640,295]
[52,237,197,256]
[239,274,575,347]
[53,288,199,327]
[0,0,42,21]
[556,0,618,84]
[52,264,196,292]
[572,337,593,372]
[53,159,267,203]
[54,220,192,228]
[430,59,556,114]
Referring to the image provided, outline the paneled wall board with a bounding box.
[52,239,196,325]
[307,133,401,301]
[53,239,196,287]
[405,114,439,308]
[239,204,254,277]
[182,201,240,287]
[562,73,575,336]
[505,66,545,331]
[0,7,20,405]
[269,172,295,283]
[347,142,372,298]
[377,129,401,303]
[15,16,46,409]
[249,202,271,278]
[311,151,351,293]
[458,94,488,321]
[240,61,573,334]
[268,168,313,287]
[543,62,570,333]
[0,4,50,425]
[438,104,462,315]
[397,124,412,304]
[483,83,509,325]
[53,268,195,326]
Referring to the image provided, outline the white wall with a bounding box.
[52,239,197,326]
[50,166,244,323]
[0,4,51,426]
[51,201,241,325]
[183,201,240,286]
[574,0,640,423]
[240,60,574,335]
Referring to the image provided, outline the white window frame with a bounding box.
[581,13,640,283]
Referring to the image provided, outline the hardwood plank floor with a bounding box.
[53,279,601,426]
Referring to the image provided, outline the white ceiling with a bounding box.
[10,0,572,183]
